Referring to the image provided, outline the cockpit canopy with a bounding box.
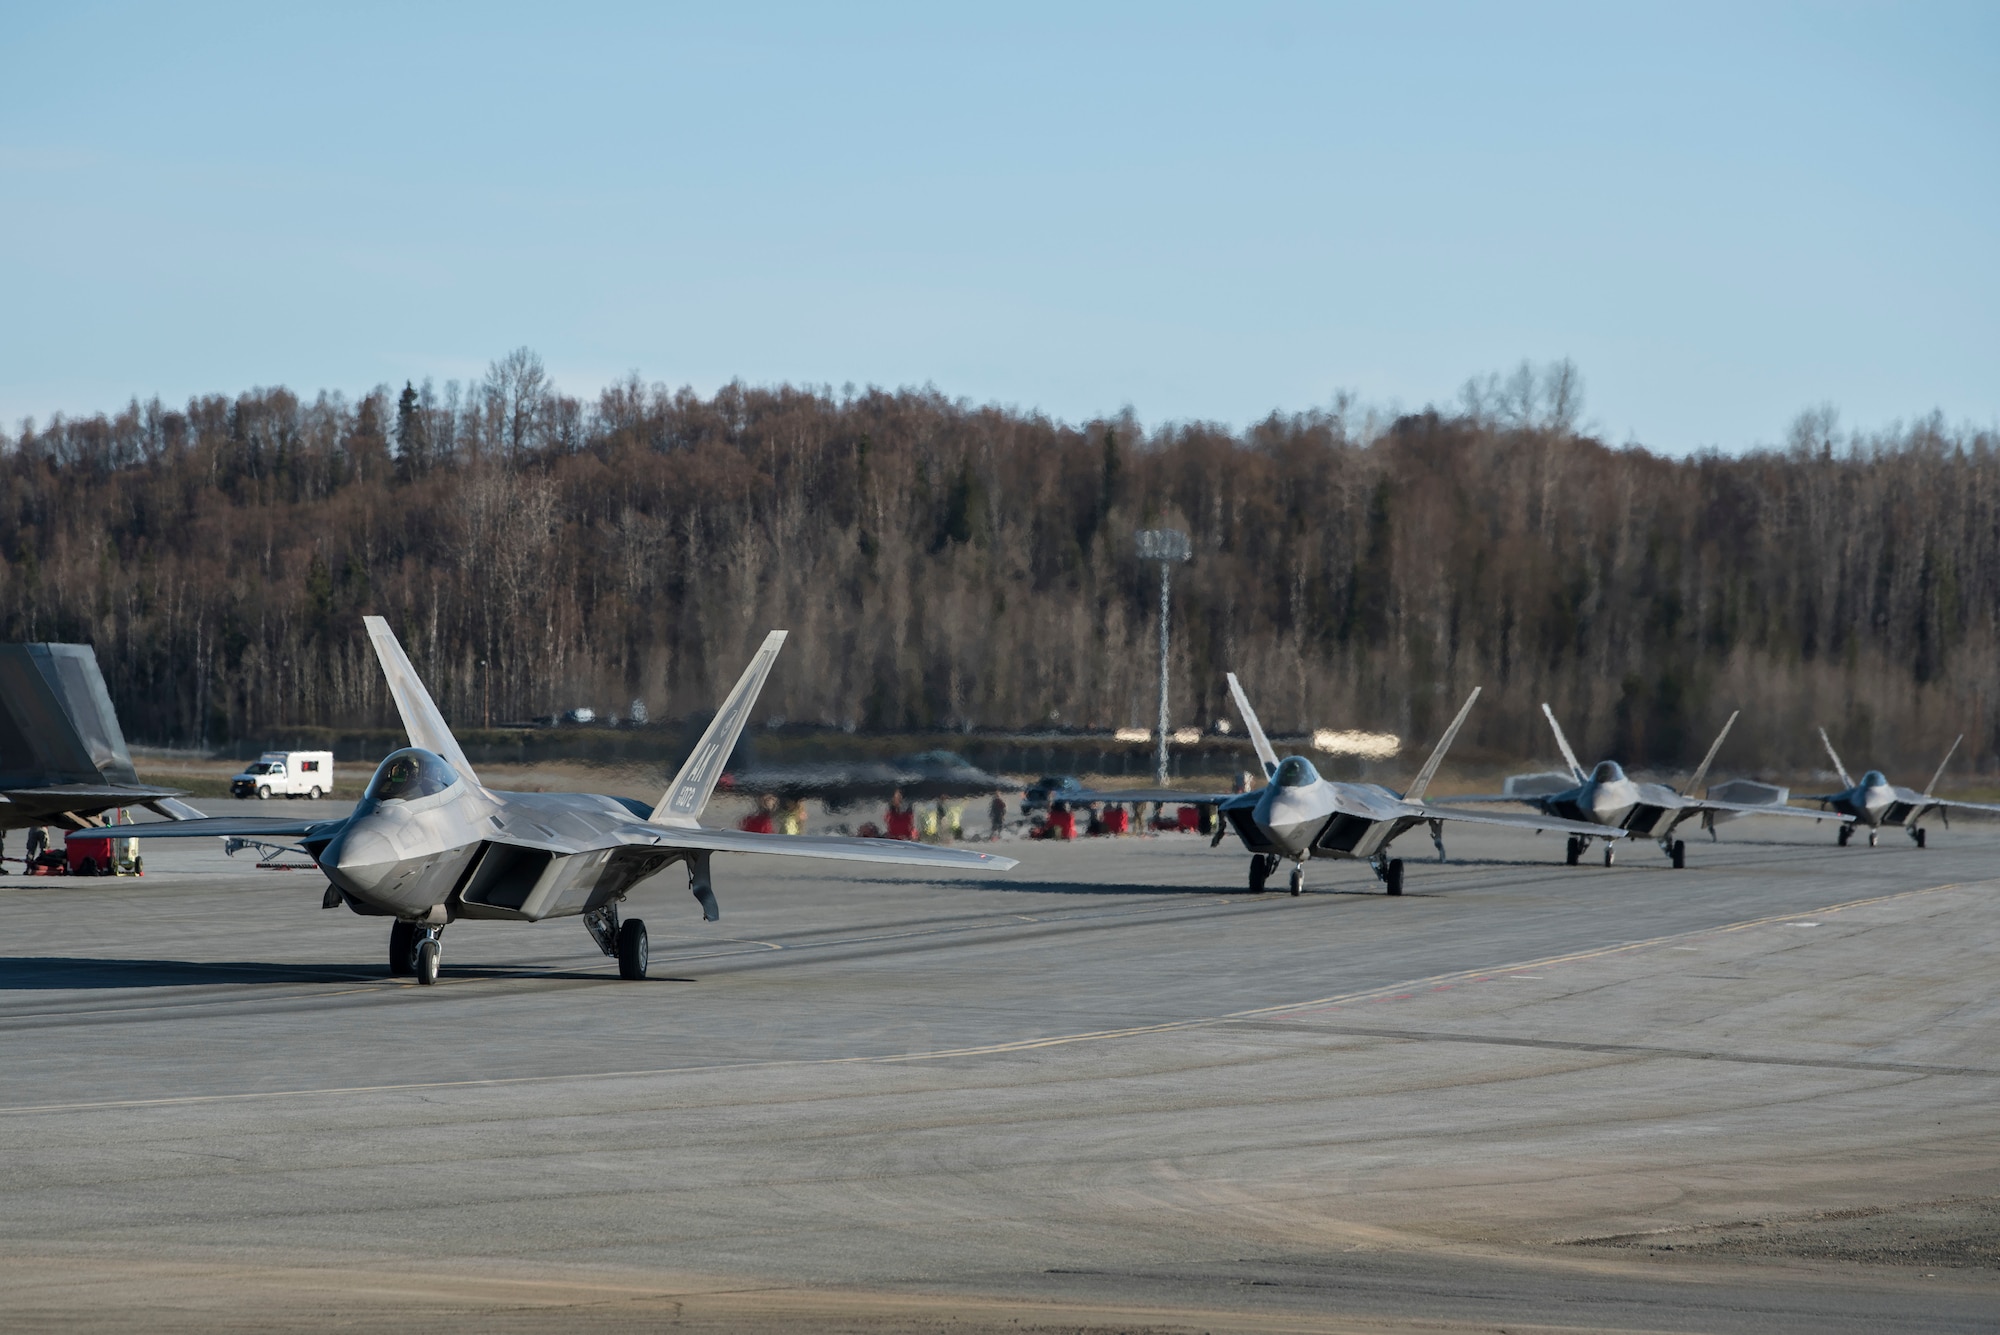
[1590,760,1627,784]
[364,748,461,803]
[1274,756,1321,789]
[1861,769,1888,788]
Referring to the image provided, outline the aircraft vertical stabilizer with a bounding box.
[1923,734,1964,798]
[0,644,143,787]
[1682,710,1740,797]
[1540,704,1587,782]
[1224,673,1280,779]
[363,617,479,782]
[652,631,788,824]
[1406,688,1480,801]
[1817,728,1854,789]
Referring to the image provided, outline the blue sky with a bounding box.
[2,1,1994,451]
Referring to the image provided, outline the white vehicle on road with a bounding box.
[231,751,334,800]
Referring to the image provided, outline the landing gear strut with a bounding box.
[1428,819,1447,863]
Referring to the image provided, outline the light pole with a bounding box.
[1134,528,1191,784]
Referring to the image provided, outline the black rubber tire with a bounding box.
[617,918,649,980]
[389,921,416,977]
[1289,863,1304,896]
[1867,830,1878,847]
[1565,837,1581,867]
[1670,840,1686,870]
[1837,824,1851,846]
[134,856,143,876]
[1386,859,1404,896]
[257,786,271,801]
[1915,827,1927,848]
[415,939,440,986]
[1603,844,1616,867]
[1248,856,1270,893]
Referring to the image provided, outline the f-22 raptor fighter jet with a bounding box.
[1805,729,2000,848]
[88,618,1014,984]
[1078,677,1618,896]
[1445,705,1842,867]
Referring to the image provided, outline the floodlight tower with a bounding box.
[1134,528,1191,784]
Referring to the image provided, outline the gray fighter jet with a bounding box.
[1803,729,2000,847]
[0,643,201,841]
[84,618,1015,984]
[1444,706,1842,867]
[1077,676,1618,895]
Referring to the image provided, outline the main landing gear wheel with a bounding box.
[389,921,416,976]
[1669,839,1686,870]
[415,938,440,986]
[617,918,649,980]
[1248,855,1276,893]
[1565,837,1583,866]
[1867,830,1878,848]
[1384,858,1405,896]
[1603,844,1617,868]
[1289,863,1304,896]
[1914,827,1927,848]
[1837,824,1851,847]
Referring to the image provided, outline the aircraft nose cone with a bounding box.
[323,827,398,899]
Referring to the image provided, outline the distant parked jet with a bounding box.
[1074,678,1617,896]
[1804,729,2000,847]
[1441,706,1842,867]
[88,620,1014,984]
[0,643,201,840]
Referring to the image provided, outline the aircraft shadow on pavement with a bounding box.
[0,957,690,989]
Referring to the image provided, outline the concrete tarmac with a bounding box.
[1,811,1996,1333]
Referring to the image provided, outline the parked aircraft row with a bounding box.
[3,628,1991,985]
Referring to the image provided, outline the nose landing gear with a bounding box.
[1603,843,1617,867]
[1289,862,1305,896]
[390,921,444,984]
[1867,830,1878,848]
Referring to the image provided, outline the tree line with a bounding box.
[4,351,1996,780]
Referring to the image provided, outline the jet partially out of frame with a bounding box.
[86,619,1014,984]
[1804,729,2000,847]
[0,642,203,838]
[1443,706,1843,867]
[1075,677,1618,896]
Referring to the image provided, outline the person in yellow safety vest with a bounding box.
[920,803,940,841]
[779,796,806,836]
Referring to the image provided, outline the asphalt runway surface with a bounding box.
[2,807,1996,1333]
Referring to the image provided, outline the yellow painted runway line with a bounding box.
[0,878,1975,1117]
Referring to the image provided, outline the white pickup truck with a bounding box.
[231,751,335,800]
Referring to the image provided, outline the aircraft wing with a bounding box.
[66,816,347,841]
[3,782,186,805]
[1426,792,1532,804]
[1408,801,1628,839]
[1929,797,2000,817]
[613,824,1017,871]
[1681,799,1847,823]
[1062,787,1237,805]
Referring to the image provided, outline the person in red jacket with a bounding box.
[884,789,917,841]
[738,792,778,834]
